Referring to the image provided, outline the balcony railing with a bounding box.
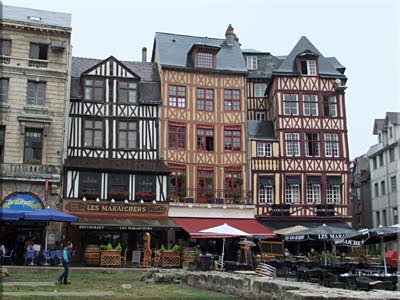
[28,59,48,68]
[0,56,10,64]
[168,188,251,205]
[0,163,61,181]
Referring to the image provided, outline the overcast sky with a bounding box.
[4,0,399,159]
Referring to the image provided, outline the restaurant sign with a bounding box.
[270,204,290,216]
[63,200,168,217]
[1,192,44,211]
[316,204,335,216]
[77,225,177,231]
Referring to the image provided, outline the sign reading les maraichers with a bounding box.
[63,200,167,216]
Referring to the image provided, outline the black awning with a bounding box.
[307,176,322,184]
[327,176,342,185]
[260,177,274,186]
[286,176,301,185]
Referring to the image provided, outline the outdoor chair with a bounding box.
[214,260,225,271]
[2,250,14,265]
[255,263,276,278]
[55,250,63,266]
[121,249,128,265]
[43,250,54,266]
[25,250,35,266]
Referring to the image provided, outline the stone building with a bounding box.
[368,112,400,227]
[0,5,72,245]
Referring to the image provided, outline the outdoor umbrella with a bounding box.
[0,207,25,221]
[238,240,257,247]
[199,223,251,265]
[274,225,308,235]
[24,208,79,250]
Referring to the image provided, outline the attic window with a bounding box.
[197,51,214,69]
[300,60,317,75]
[28,16,42,22]
[247,56,257,70]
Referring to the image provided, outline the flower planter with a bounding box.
[161,252,181,267]
[100,250,122,267]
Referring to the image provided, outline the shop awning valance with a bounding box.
[307,176,322,184]
[72,217,179,231]
[259,177,274,186]
[327,176,342,185]
[171,218,276,239]
[286,176,300,185]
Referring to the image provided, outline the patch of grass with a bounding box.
[1,268,237,299]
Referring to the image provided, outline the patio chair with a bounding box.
[121,249,128,265]
[214,260,225,271]
[43,250,52,266]
[49,251,57,265]
[2,250,14,265]
[132,250,141,265]
[25,250,35,266]
[255,263,276,278]
[55,250,63,266]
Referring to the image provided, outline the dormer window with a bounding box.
[197,51,214,69]
[300,60,317,75]
[247,56,257,70]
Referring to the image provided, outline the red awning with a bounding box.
[171,218,276,239]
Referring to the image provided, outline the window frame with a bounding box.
[254,83,267,97]
[323,95,338,117]
[255,111,266,120]
[305,132,320,157]
[24,128,43,163]
[224,170,241,199]
[168,85,186,108]
[196,88,214,111]
[285,183,300,204]
[327,184,341,204]
[197,168,214,201]
[259,184,274,204]
[1,39,11,56]
[196,50,215,69]
[283,94,299,115]
[168,165,186,198]
[118,80,137,103]
[0,126,4,163]
[224,127,241,151]
[285,133,300,157]
[135,175,156,194]
[300,59,317,76]
[83,119,104,148]
[197,125,214,152]
[302,94,318,116]
[84,78,104,102]
[168,122,186,149]
[246,56,257,70]
[257,142,272,157]
[389,148,395,162]
[391,176,397,193]
[224,89,241,111]
[306,183,321,204]
[0,78,9,103]
[374,182,379,197]
[29,43,48,60]
[117,120,138,150]
[381,180,386,195]
[78,172,102,199]
[27,81,46,106]
[324,133,339,157]
[107,174,130,199]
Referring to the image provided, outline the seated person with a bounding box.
[27,242,34,251]
[307,248,318,258]
[0,243,6,256]
[284,248,291,258]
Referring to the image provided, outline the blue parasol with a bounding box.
[0,207,25,221]
[24,208,78,222]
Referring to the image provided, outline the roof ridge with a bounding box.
[156,31,224,41]
[73,56,154,65]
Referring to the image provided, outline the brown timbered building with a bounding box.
[248,37,351,229]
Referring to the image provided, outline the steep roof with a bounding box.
[70,56,161,104]
[248,121,276,140]
[274,36,345,78]
[386,112,400,125]
[373,119,385,134]
[2,5,71,29]
[243,53,283,79]
[153,32,247,73]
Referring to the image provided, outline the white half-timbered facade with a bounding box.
[64,56,170,202]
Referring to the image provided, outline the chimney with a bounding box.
[142,47,147,62]
[225,24,238,45]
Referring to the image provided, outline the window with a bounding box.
[197,168,214,201]
[381,181,386,195]
[27,81,46,106]
[323,96,337,117]
[324,133,339,157]
[374,182,379,197]
[307,183,321,203]
[285,133,300,156]
[168,123,185,149]
[373,157,377,169]
[197,126,214,152]
[389,127,393,139]
[118,121,137,149]
[257,143,272,157]
[327,177,341,204]
[389,148,395,162]
[224,89,240,111]
[300,60,317,75]
[0,127,4,162]
[29,43,48,60]
[246,56,257,70]
[285,177,300,203]
[107,174,129,200]
[118,81,137,103]
[197,51,214,68]
[378,132,382,143]
[259,177,274,204]
[305,133,320,157]
[169,85,186,108]
[84,120,103,148]
[255,112,266,120]
[1,39,11,56]
[224,170,241,199]
[283,94,299,115]
[394,208,398,225]
[379,154,384,167]
[254,84,267,97]
[197,88,213,111]
[24,129,42,163]
[376,211,380,226]
[0,79,8,103]
[84,79,104,101]
[169,165,186,198]
[382,210,387,226]
[391,176,397,192]
[303,95,318,116]
[136,175,155,194]
[79,172,101,199]
[224,128,241,151]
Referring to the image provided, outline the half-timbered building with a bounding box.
[250,36,351,229]
[63,55,177,255]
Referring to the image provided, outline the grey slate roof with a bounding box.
[71,57,160,104]
[274,36,345,78]
[2,5,71,29]
[154,32,247,73]
[373,119,385,134]
[248,121,276,140]
[386,112,400,125]
[243,53,283,79]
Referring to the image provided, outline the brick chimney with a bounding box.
[142,47,147,62]
[225,24,238,45]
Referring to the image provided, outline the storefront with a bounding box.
[63,200,179,262]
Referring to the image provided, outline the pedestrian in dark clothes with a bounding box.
[57,241,73,284]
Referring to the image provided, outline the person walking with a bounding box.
[57,242,73,284]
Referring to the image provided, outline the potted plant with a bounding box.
[108,189,129,200]
[234,178,244,203]
[25,158,41,165]
[178,190,186,203]
[136,191,156,202]
[205,177,213,185]
[80,190,99,200]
